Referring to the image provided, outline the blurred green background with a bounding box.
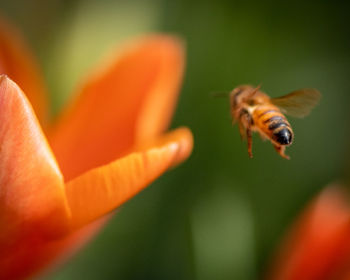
[2,0,350,279]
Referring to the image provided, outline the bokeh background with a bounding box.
[2,0,350,279]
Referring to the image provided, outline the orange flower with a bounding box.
[0,19,193,279]
[267,185,350,280]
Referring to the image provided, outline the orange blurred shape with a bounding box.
[0,18,193,280]
[267,185,350,280]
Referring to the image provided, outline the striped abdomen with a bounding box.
[253,105,293,145]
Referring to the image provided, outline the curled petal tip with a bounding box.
[66,127,193,229]
[168,127,194,167]
[134,126,193,168]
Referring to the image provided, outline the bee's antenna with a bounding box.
[210,91,230,98]
[251,84,262,94]
[246,84,262,99]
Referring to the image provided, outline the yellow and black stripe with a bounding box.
[253,106,293,145]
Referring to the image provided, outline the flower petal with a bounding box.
[65,127,193,229]
[48,35,185,181]
[0,75,70,243]
[0,19,48,125]
[268,185,350,280]
[0,127,192,279]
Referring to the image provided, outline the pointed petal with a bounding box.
[65,127,192,229]
[48,35,185,181]
[268,185,350,280]
[0,19,48,125]
[0,75,70,243]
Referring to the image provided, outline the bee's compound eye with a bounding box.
[273,128,293,145]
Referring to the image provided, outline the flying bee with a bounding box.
[227,85,321,159]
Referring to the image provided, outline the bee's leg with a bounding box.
[274,145,290,160]
[238,122,246,140]
[246,128,253,158]
[239,111,253,157]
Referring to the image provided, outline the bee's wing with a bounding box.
[271,88,321,118]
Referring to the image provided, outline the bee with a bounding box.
[229,85,321,159]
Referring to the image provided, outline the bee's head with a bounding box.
[230,85,255,107]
